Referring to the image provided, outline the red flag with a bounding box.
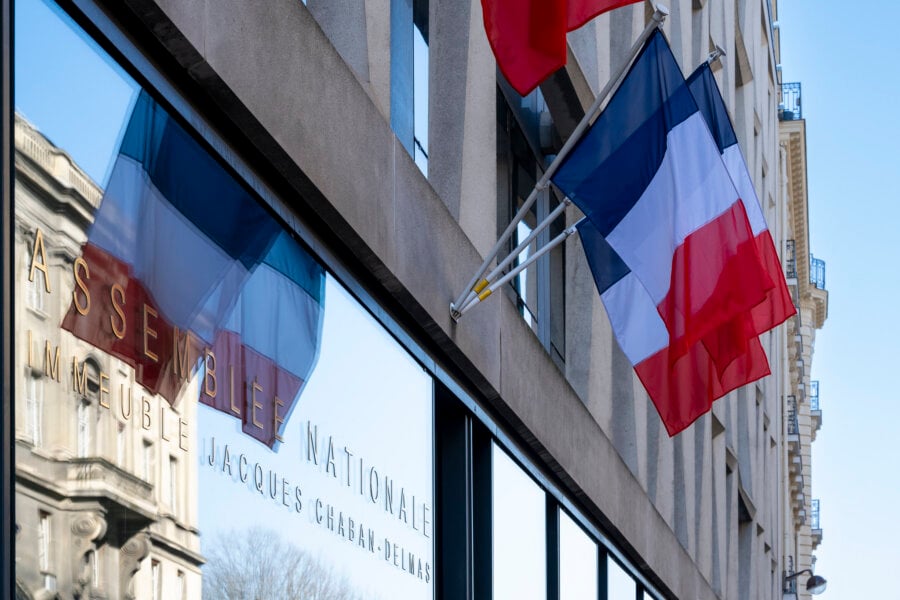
[481,0,642,96]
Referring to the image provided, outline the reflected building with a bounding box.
[3,0,831,599]
[13,113,202,599]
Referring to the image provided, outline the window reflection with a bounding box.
[14,1,435,599]
[492,443,547,600]
[607,555,637,600]
[559,510,598,600]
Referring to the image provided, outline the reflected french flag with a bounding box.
[62,91,324,448]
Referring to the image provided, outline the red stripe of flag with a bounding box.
[481,0,642,96]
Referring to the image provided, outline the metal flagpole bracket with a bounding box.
[450,4,669,323]
[455,223,580,319]
[651,4,670,25]
[707,44,726,65]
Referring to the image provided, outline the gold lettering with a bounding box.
[28,228,51,293]
[43,341,60,382]
[143,304,158,362]
[72,358,88,395]
[141,397,152,430]
[204,349,217,398]
[229,365,240,416]
[160,405,171,441]
[274,396,285,443]
[251,378,263,430]
[179,418,189,452]
[173,327,192,381]
[110,284,126,339]
[72,257,90,315]
[99,372,109,409]
[119,384,133,420]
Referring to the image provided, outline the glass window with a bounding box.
[492,443,546,599]
[559,510,598,600]
[498,95,566,365]
[14,4,435,599]
[151,559,161,600]
[142,441,153,482]
[607,556,637,600]
[26,273,45,312]
[38,512,50,572]
[76,400,90,458]
[413,0,429,175]
[25,375,43,447]
[168,456,178,513]
[391,0,429,176]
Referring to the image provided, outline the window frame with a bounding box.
[1,1,666,598]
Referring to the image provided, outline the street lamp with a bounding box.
[784,569,828,595]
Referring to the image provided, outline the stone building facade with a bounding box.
[1,0,827,598]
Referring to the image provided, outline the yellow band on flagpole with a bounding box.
[478,288,492,301]
[473,279,489,294]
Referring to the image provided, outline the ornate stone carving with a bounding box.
[69,512,107,599]
[119,531,151,600]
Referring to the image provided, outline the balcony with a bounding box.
[785,239,797,281]
[811,499,823,548]
[779,82,802,121]
[810,380,822,437]
[787,395,799,437]
[810,256,826,290]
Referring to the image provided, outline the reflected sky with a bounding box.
[607,555,637,600]
[198,277,435,600]
[14,1,435,598]
[492,443,546,600]
[559,509,598,600]
[15,0,136,185]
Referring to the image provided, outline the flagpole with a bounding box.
[456,218,587,318]
[450,4,669,322]
[455,194,571,314]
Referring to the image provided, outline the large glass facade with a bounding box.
[13,1,434,598]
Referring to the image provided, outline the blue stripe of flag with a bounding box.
[119,91,281,269]
[686,63,738,153]
[262,231,325,305]
[552,31,697,237]
[576,219,630,295]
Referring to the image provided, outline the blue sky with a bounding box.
[15,0,890,596]
[779,1,900,596]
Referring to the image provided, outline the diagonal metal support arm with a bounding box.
[450,4,669,321]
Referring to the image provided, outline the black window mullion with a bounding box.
[436,385,473,600]
[546,500,559,600]
[1,0,13,597]
[598,550,608,600]
[472,423,492,600]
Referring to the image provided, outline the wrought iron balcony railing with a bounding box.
[810,381,820,411]
[810,255,826,290]
[787,395,798,435]
[780,82,802,121]
[811,499,821,530]
[785,239,797,279]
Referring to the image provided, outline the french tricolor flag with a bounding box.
[686,61,795,343]
[62,91,324,448]
[554,31,793,435]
